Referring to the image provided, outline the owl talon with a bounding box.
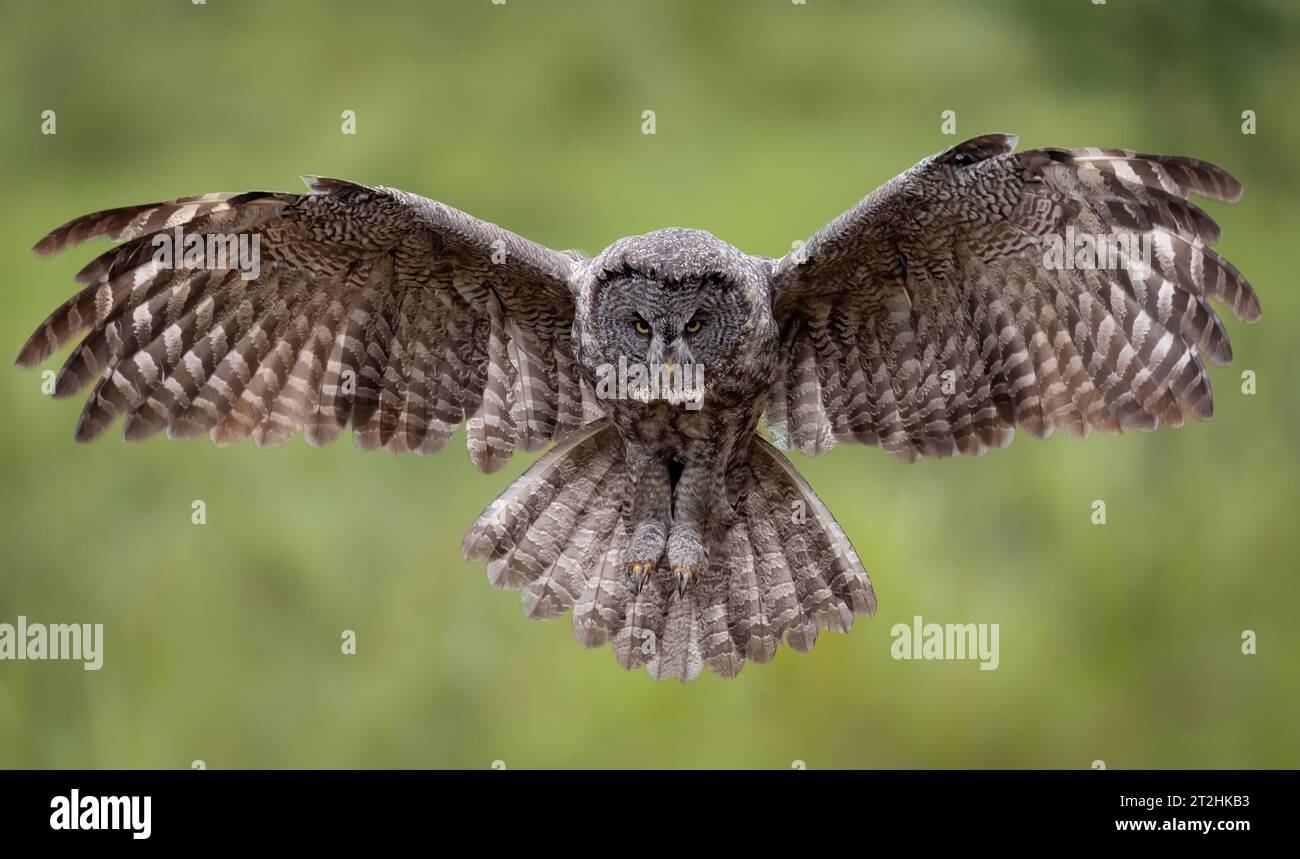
[625,561,653,595]
[671,565,699,596]
[666,525,705,596]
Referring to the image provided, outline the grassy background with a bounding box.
[1,0,1297,768]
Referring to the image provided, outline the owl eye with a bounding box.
[684,318,703,334]
[633,318,651,335]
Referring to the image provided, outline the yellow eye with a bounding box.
[685,319,703,334]
[634,320,650,334]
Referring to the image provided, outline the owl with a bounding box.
[18,133,1258,681]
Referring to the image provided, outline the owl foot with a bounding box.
[671,565,699,596]
[624,521,668,595]
[666,525,706,597]
[625,560,654,596]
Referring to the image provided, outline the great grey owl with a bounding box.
[18,133,1258,681]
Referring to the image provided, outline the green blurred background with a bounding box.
[1,0,1297,769]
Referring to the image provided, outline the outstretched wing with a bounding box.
[18,178,596,472]
[766,133,1259,461]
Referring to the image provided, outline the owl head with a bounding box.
[574,228,774,405]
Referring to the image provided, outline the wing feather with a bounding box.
[768,134,1258,460]
[20,178,589,470]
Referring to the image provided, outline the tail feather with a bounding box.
[461,422,610,564]
[753,455,853,635]
[572,524,630,648]
[613,577,668,672]
[724,519,778,663]
[487,446,619,591]
[697,572,744,679]
[520,477,620,619]
[745,475,818,652]
[648,591,705,682]
[461,425,877,681]
[755,439,877,616]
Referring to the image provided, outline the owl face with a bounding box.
[578,228,769,402]
[593,271,745,376]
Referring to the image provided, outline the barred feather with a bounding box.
[769,133,1258,461]
[464,424,874,681]
[20,178,587,466]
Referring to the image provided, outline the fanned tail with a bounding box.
[462,425,876,682]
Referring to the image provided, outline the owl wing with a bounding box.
[765,133,1259,462]
[18,178,595,472]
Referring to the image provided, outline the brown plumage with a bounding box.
[18,134,1258,681]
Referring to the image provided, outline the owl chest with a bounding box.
[608,395,764,461]
[612,401,711,448]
